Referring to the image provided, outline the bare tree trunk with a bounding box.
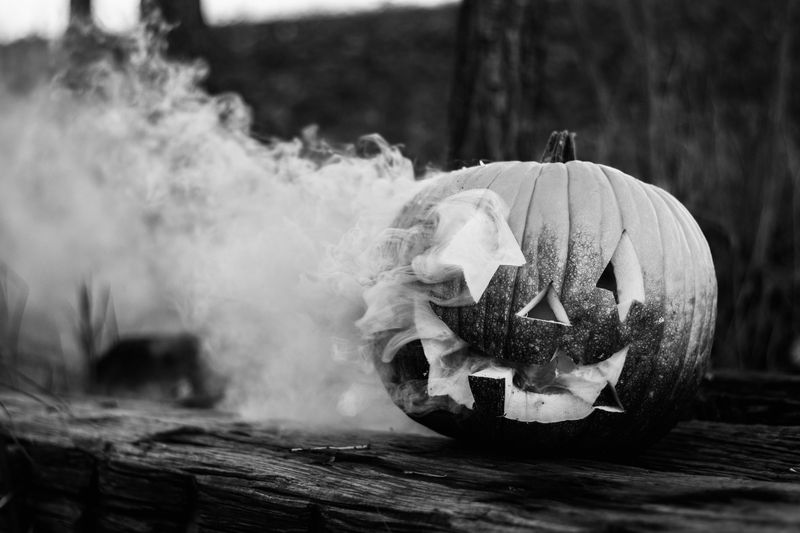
[69,0,92,22]
[140,0,210,58]
[447,0,546,168]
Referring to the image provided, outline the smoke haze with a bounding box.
[0,23,432,431]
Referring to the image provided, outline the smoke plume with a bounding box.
[0,22,431,431]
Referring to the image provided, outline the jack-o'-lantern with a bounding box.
[358,132,717,454]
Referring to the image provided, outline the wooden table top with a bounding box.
[1,372,799,532]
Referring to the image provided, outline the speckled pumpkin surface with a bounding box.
[368,157,717,454]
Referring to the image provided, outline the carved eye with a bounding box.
[516,282,571,326]
[597,231,645,321]
[596,261,618,303]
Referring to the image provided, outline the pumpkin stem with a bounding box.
[540,130,577,163]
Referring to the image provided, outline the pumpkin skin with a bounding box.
[370,160,717,454]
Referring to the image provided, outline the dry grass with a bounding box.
[75,280,118,388]
[0,264,28,386]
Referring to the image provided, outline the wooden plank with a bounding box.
[693,371,800,425]
[2,391,800,532]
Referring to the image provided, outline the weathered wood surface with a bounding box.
[692,371,800,426]
[1,372,799,532]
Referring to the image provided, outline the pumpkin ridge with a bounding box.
[560,162,572,299]
[504,163,544,360]
[604,169,668,424]
[652,186,714,410]
[457,165,509,337]
[630,180,690,434]
[652,189,718,363]
[626,176,669,306]
[396,166,496,338]
[641,184,695,424]
[594,164,627,325]
[480,162,536,356]
[652,188,705,355]
[559,161,617,362]
[597,165,626,258]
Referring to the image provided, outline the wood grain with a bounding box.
[1,372,799,532]
[692,371,800,426]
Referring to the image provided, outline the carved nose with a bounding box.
[516,282,571,326]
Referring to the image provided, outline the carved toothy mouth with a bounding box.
[415,299,629,423]
[468,347,628,423]
[357,188,641,424]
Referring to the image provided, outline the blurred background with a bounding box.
[1,0,799,382]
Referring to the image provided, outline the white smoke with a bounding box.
[0,22,430,431]
[354,186,526,413]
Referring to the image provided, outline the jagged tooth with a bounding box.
[467,373,505,417]
[593,382,625,413]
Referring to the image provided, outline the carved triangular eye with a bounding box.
[599,231,645,322]
[516,283,571,326]
[527,298,558,322]
[596,261,618,303]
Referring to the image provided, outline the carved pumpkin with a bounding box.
[360,132,717,454]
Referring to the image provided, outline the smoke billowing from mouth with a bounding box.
[0,22,431,430]
[356,168,630,424]
[356,183,527,414]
